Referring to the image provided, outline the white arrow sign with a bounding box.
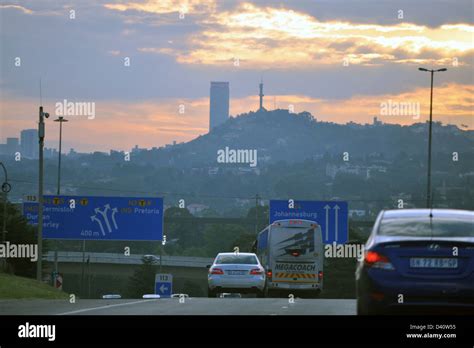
[111,207,118,229]
[95,206,112,233]
[334,205,340,242]
[159,284,168,293]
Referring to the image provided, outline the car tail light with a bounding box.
[318,271,323,280]
[364,251,395,270]
[266,270,272,279]
[210,267,224,275]
[250,268,263,275]
[291,251,300,257]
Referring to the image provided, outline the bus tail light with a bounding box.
[266,270,272,279]
[318,271,323,280]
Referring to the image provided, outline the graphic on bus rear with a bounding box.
[276,228,315,257]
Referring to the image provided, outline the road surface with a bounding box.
[0,298,356,315]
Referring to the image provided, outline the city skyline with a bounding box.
[1,0,473,152]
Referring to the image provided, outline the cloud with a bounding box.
[104,0,216,15]
[141,2,473,68]
[0,4,33,14]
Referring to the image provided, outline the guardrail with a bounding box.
[44,251,213,268]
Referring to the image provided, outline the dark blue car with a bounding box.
[356,209,474,315]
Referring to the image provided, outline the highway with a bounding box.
[0,298,356,315]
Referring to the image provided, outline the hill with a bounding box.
[138,109,474,168]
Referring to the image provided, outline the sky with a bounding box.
[0,0,473,153]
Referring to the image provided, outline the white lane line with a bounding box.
[57,299,157,315]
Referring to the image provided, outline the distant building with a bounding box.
[208,167,219,175]
[6,137,20,155]
[209,81,229,131]
[349,209,366,218]
[44,147,58,159]
[187,204,209,216]
[21,129,38,159]
[131,145,146,154]
[373,116,382,126]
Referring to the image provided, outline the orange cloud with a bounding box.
[137,2,473,68]
[104,0,216,15]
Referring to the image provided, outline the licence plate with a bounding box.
[227,270,246,275]
[409,258,458,269]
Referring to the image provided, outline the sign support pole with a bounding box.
[81,240,86,297]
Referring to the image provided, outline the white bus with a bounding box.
[252,219,324,298]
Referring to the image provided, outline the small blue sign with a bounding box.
[269,200,348,244]
[23,195,163,241]
[155,274,173,297]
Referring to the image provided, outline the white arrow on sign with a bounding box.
[111,207,118,229]
[324,205,330,242]
[334,205,340,242]
[95,206,112,233]
[91,215,105,236]
[159,284,168,293]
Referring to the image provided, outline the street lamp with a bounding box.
[37,105,50,281]
[54,117,68,195]
[418,67,447,208]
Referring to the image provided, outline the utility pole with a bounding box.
[418,67,447,208]
[37,105,50,281]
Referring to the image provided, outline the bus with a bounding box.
[252,219,324,298]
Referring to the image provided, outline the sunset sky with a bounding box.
[1,0,473,152]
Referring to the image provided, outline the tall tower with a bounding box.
[21,129,38,159]
[209,81,230,131]
[259,79,264,111]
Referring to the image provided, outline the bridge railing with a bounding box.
[44,251,213,268]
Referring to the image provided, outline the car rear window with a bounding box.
[378,217,474,237]
[215,255,258,264]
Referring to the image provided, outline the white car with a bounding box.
[207,252,266,298]
[171,293,189,298]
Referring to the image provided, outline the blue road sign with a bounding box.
[155,274,173,297]
[269,200,348,244]
[23,195,163,241]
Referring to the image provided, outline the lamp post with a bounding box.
[54,116,68,195]
[37,105,50,281]
[418,67,447,208]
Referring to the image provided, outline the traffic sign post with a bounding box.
[269,200,349,244]
[155,273,172,298]
[23,195,164,241]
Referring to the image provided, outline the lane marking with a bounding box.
[57,299,158,315]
